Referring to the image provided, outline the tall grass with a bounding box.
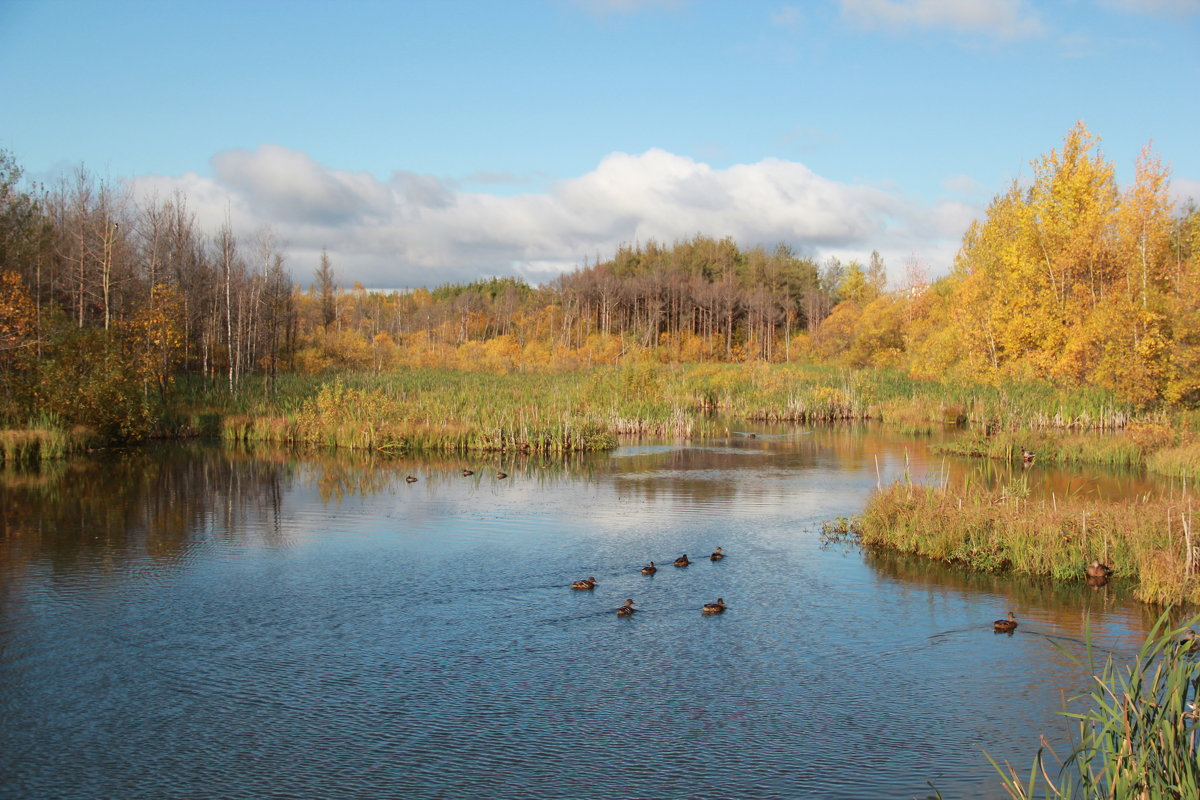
[0,413,95,465]
[16,363,1177,458]
[856,480,1200,605]
[189,364,1150,456]
[989,612,1200,799]
[932,421,1191,475]
[1148,443,1200,481]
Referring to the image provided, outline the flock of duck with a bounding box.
[414,464,1198,645]
[571,547,728,617]
[405,469,507,483]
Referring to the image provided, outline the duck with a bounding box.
[497,471,508,479]
[640,561,657,575]
[701,598,727,614]
[571,577,597,590]
[616,599,636,617]
[993,612,1018,633]
[709,547,725,561]
[673,554,691,568]
[1177,630,1200,653]
[405,475,418,483]
[1021,448,1035,463]
[462,469,474,476]
[1086,560,1113,579]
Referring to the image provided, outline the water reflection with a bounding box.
[0,430,1186,800]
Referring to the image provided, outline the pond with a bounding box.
[0,427,1166,799]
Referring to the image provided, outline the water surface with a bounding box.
[0,430,1163,799]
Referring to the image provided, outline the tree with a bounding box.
[315,248,337,329]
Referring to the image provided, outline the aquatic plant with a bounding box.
[989,613,1200,799]
[856,480,1200,605]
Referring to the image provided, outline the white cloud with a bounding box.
[1172,177,1200,206]
[941,173,984,196]
[834,0,1045,39]
[127,145,977,289]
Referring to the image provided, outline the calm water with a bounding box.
[0,428,1166,799]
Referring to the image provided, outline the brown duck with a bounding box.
[993,612,1018,633]
[709,547,725,561]
[571,577,597,591]
[616,599,636,617]
[640,561,657,575]
[701,598,727,614]
[673,554,691,568]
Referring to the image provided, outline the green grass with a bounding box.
[171,363,1152,455]
[0,413,96,465]
[989,612,1200,799]
[8,362,1184,459]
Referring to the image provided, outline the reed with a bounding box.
[1147,442,1200,481]
[989,612,1200,799]
[28,362,1182,457]
[856,481,1200,605]
[0,414,94,465]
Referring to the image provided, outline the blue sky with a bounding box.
[2,0,1198,288]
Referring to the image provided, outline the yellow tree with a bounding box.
[1027,121,1119,313]
[0,270,38,417]
[122,283,185,398]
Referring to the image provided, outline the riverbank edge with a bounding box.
[831,481,1200,606]
[7,363,1197,467]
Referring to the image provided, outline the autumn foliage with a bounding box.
[0,122,1198,440]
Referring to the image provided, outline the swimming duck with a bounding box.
[1086,560,1113,579]
[462,469,474,476]
[993,612,1018,633]
[405,475,418,483]
[673,554,691,568]
[640,561,657,575]
[571,577,598,590]
[497,472,508,479]
[709,547,725,561]
[1176,629,1200,653]
[701,598,727,614]
[616,599,636,617]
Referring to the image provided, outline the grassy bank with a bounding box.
[850,480,1200,606]
[930,421,1200,480]
[0,419,98,465]
[158,363,1154,455]
[3,362,1184,459]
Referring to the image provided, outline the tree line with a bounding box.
[1,121,1198,437]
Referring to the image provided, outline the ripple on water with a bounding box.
[0,447,1161,800]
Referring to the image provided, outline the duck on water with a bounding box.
[702,598,727,614]
[993,612,1018,633]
